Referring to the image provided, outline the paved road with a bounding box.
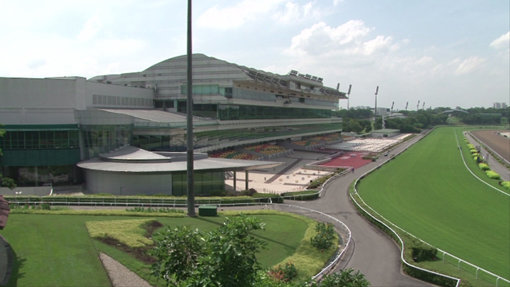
[279,132,437,287]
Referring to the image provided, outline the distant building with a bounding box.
[0,54,346,194]
[493,102,508,109]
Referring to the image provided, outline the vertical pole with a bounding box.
[233,171,237,192]
[245,170,249,191]
[186,0,196,217]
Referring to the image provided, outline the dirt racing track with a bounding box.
[471,130,510,163]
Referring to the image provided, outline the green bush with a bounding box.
[310,222,335,250]
[486,170,501,180]
[500,181,510,190]
[411,241,438,262]
[268,262,298,282]
[478,163,489,171]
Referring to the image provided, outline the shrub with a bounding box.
[411,242,438,262]
[268,262,298,282]
[486,170,501,180]
[500,181,510,190]
[478,163,490,171]
[310,222,335,251]
[317,269,370,287]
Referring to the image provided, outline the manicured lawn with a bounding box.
[2,214,112,287]
[357,126,510,278]
[0,212,310,287]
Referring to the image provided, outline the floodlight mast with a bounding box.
[186,0,196,217]
[347,84,352,110]
[374,85,379,120]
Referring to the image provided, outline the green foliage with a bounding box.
[411,241,438,262]
[314,269,370,287]
[269,262,298,282]
[501,181,510,190]
[310,222,336,251]
[150,215,266,287]
[485,170,501,180]
[150,225,203,285]
[86,219,156,248]
[125,207,185,214]
[478,163,490,171]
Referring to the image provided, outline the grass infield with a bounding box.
[357,126,510,278]
[1,212,316,287]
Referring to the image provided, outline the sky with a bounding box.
[0,0,508,110]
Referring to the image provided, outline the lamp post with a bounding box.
[347,84,352,110]
[186,0,196,217]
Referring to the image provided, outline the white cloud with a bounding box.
[197,0,284,29]
[77,15,103,42]
[286,20,398,56]
[454,56,486,75]
[490,31,509,49]
[273,1,318,24]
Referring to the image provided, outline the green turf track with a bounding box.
[357,126,510,278]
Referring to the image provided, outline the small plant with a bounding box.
[268,262,298,282]
[478,163,489,171]
[411,240,438,262]
[311,222,336,251]
[486,170,501,180]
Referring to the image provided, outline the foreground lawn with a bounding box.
[357,126,510,278]
[1,212,311,287]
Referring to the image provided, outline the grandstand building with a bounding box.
[0,54,346,194]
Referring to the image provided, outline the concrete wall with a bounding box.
[84,170,173,195]
[0,77,81,124]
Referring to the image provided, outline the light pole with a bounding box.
[347,84,352,110]
[186,0,196,217]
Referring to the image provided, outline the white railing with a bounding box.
[280,204,352,280]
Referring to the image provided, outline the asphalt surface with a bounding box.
[279,132,437,287]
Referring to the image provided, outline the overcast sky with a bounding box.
[1,0,508,109]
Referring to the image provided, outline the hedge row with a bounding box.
[5,194,284,206]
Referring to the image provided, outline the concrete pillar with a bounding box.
[233,171,237,192]
[245,170,249,191]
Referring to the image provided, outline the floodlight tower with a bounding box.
[374,86,379,117]
[390,101,394,115]
[422,101,425,110]
[373,86,379,129]
[405,101,408,111]
[347,84,352,109]
[417,100,420,111]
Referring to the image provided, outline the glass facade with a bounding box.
[81,125,132,158]
[4,165,80,186]
[180,84,221,95]
[0,129,79,150]
[171,171,225,196]
[132,135,171,150]
[217,104,331,120]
